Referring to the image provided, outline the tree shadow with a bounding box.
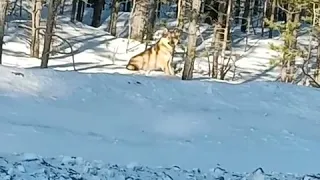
[3,48,30,58]
[25,62,94,69]
[76,63,125,71]
[57,32,115,52]
[239,64,279,84]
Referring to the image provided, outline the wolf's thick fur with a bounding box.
[126,28,181,75]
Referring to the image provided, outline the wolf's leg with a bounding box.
[163,68,169,75]
[166,59,175,75]
[163,65,175,76]
[163,63,170,75]
[168,65,175,76]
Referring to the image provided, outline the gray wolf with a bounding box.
[126,28,181,75]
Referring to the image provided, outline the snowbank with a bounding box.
[0,65,319,176]
[0,153,318,180]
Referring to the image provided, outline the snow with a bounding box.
[1,0,320,179]
[2,154,313,180]
[1,65,320,179]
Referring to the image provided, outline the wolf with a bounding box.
[126,28,181,76]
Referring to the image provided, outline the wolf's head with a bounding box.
[160,28,181,48]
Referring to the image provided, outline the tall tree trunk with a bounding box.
[241,0,250,32]
[219,0,232,80]
[268,0,276,38]
[70,0,77,22]
[30,0,42,58]
[76,0,84,22]
[177,0,185,29]
[315,36,320,83]
[91,0,104,27]
[313,4,320,84]
[253,0,259,15]
[40,0,60,68]
[108,0,120,36]
[146,0,157,40]
[157,1,161,18]
[0,0,8,64]
[203,0,218,24]
[234,0,240,24]
[217,2,227,43]
[130,0,148,42]
[59,0,66,14]
[200,0,205,13]
[265,0,271,25]
[182,0,201,80]
[212,1,226,79]
[124,0,131,12]
[261,0,268,36]
[278,4,287,22]
[212,26,220,78]
[19,0,22,16]
[50,15,57,56]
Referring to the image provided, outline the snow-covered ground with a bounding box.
[1,65,320,179]
[1,0,320,179]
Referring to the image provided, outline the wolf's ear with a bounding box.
[161,28,169,37]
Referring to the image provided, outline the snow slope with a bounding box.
[0,65,320,179]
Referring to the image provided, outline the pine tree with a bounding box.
[267,0,308,83]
